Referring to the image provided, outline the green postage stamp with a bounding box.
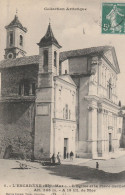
[102,3,125,34]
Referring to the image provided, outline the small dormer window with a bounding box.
[43,50,48,66]
[9,32,13,46]
[54,51,57,67]
[20,35,23,46]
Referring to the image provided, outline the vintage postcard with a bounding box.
[0,0,125,195]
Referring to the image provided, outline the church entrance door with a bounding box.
[109,133,112,152]
[64,138,68,159]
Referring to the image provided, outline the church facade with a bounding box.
[0,15,121,159]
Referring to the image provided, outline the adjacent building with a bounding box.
[0,14,121,159]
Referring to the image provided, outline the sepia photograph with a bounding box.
[0,0,125,194]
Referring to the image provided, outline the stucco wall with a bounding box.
[76,77,89,155]
[71,76,89,156]
[69,57,88,75]
[35,71,54,159]
[34,114,51,159]
[53,119,76,159]
[61,59,69,74]
[55,77,76,121]
[120,116,125,147]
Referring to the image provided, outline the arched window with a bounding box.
[69,110,71,119]
[59,62,62,75]
[65,70,67,74]
[43,50,48,66]
[20,35,23,46]
[107,78,112,100]
[65,104,68,119]
[54,51,57,67]
[9,32,13,46]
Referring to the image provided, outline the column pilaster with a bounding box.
[88,105,98,158]
[97,107,105,156]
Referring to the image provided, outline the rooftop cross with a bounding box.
[16,9,18,16]
[49,18,51,24]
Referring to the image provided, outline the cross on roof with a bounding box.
[16,9,18,16]
[49,18,51,24]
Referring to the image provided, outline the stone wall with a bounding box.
[0,101,35,159]
[1,65,38,97]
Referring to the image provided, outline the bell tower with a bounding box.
[37,22,61,75]
[4,13,27,59]
[34,22,62,159]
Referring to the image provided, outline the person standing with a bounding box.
[57,152,61,164]
[70,151,74,160]
[67,152,69,159]
[51,153,55,164]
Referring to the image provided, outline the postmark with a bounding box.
[102,3,125,34]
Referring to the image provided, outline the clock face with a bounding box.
[7,52,14,59]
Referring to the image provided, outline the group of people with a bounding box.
[65,151,74,160]
[51,152,61,165]
[51,151,74,165]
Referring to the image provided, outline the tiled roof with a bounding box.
[60,46,113,62]
[0,46,113,69]
[5,15,27,32]
[0,55,39,69]
[38,23,61,48]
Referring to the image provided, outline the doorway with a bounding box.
[64,138,68,159]
[109,133,112,152]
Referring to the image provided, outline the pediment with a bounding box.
[58,75,76,86]
[103,48,120,73]
[104,50,115,67]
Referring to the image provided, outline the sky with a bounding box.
[0,0,125,104]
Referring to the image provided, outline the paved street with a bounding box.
[1,155,125,194]
[80,155,125,173]
[0,159,83,195]
[47,155,125,184]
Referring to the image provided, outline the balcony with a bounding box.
[0,95,35,103]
